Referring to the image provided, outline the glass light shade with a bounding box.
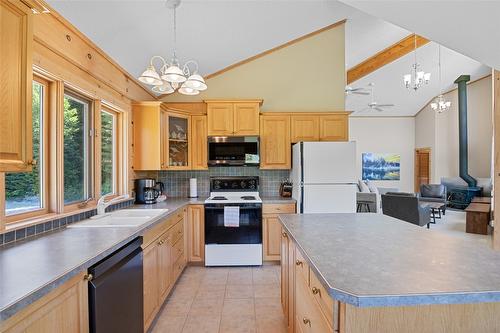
[403,74,411,87]
[184,74,207,91]
[178,85,200,95]
[424,72,431,83]
[152,81,174,94]
[416,71,425,80]
[162,65,187,83]
[138,65,162,86]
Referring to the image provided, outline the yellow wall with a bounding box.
[163,23,346,112]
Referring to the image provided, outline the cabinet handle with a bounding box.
[296,260,303,266]
[282,232,287,238]
[84,274,93,282]
[312,287,320,295]
[25,159,37,166]
[302,318,311,326]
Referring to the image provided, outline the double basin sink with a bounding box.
[68,209,169,228]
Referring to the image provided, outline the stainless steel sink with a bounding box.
[68,209,168,228]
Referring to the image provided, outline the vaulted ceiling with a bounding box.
[48,0,491,117]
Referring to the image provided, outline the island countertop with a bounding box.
[279,213,500,307]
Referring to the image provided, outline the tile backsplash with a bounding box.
[157,167,289,197]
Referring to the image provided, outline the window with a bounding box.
[4,80,46,216]
[101,109,117,195]
[63,92,92,204]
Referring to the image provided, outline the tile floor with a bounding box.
[150,264,286,333]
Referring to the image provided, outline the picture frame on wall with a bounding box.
[362,153,400,180]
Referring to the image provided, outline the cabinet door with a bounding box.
[291,115,319,143]
[287,236,296,333]
[191,115,208,170]
[260,115,291,169]
[187,205,205,262]
[233,102,260,135]
[319,114,348,141]
[158,232,172,301]
[160,110,169,170]
[280,231,289,320]
[263,215,282,261]
[143,243,159,331]
[166,112,191,170]
[207,103,234,136]
[0,0,33,172]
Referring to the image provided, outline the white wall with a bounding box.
[415,76,492,182]
[350,117,415,192]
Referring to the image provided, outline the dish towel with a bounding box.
[224,206,240,227]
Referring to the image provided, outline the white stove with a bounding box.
[204,177,263,266]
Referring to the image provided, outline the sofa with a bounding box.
[417,184,447,215]
[356,180,398,213]
[381,192,432,227]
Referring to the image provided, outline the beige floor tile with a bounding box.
[252,268,279,285]
[220,315,257,333]
[151,314,186,333]
[253,283,281,298]
[162,298,193,317]
[254,297,283,316]
[227,268,254,285]
[195,284,226,299]
[256,315,287,333]
[222,298,255,318]
[189,297,224,316]
[201,269,228,285]
[169,283,199,301]
[225,284,254,299]
[182,314,220,333]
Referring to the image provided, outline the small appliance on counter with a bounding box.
[279,179,293,198]
[134,178,164,204]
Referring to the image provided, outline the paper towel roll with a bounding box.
[189,178,198,198]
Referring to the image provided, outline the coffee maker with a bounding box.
[135,179,164,204]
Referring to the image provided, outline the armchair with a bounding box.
[418,184,447,215]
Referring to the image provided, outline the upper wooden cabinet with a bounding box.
[206,100,262,136]
[191,115,208,170]
[133,102,192,170]
[0,0,33,172]
[260,114,291,169]
[291,112,350,143]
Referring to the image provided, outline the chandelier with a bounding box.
[138,0,207,95]
[403,35,431,91]
[430,45,451,113]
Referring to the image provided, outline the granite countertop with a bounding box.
[0,198,201,321]
[279,213,500,307]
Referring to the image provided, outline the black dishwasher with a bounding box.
[88,237,144,333]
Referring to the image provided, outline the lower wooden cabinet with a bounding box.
[187,205,205,262]
[1,272,89,333]
[142,209,186,332]
[263,203,296,261]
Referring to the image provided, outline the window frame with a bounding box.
[4,76,50,223]
[99,107,120,196]
[62,89,95,210]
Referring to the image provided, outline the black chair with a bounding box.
[418,184,447,215]
[381,192,432,228]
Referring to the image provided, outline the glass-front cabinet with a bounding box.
[162,111,191,170]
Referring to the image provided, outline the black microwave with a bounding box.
[207,136,259,166]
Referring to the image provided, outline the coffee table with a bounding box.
[421,202,445,228]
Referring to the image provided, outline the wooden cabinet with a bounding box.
[191,115,208,170]
[260,115,291,169]
[1,272,89,333]
[0,0,33,172]
[263,203,296,261]
[142,210,186,332]
[187,205,205,262]
[133,102,192,170]
[291,116,319,142]
[319,114,349,141]
[281,230,296,333]
[206,100,261,136]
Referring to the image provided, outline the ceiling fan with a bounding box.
[345,86,370,95]
[360,83,394,112]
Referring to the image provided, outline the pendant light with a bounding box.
[430,45,451,113]
[403,35,431,91]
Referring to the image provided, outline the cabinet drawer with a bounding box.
[172,253,186,282]
[172,237,184,263]
[142,220,169,248]
[169,209,184,224]
[295,270,332,333]
[295,248,309,286]
[263,203,296,215]
[171,220,184,244]
[310,269,335,329]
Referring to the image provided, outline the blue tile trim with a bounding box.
[0,199,134,246]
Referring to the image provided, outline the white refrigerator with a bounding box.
[290,141,357,213]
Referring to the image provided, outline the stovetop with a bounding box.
[205,176,262,204]
[205,192,262,204]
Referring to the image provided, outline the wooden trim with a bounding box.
[494,70,500,250]
[204,99,263,105]
[347,34,430,84]
[0,174,4,231]
[205,20,346,80]
[260,111,352,116]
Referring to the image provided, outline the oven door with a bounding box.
[208,136,259,166]
[205,203,262,245]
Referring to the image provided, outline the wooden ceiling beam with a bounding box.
[347,34,430,84]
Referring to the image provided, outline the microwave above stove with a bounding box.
[208,136,259,166]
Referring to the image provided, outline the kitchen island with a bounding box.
[279,213,500,333]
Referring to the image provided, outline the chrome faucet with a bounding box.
[96,193,130,216]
